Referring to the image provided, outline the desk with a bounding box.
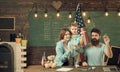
[39,65,119,72]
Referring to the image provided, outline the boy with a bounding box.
[68,22,84,67]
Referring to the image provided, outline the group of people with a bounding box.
[54,22,113,67]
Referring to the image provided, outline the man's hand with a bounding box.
[103,34,113,58]
[82,62,88,66]
[103,34,110,44]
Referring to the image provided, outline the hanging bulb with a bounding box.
[34,3,38,18]
[104,8,109,16]
[56,10,60,17]
[117,8,120,16]
[56,12,60,17]
[87,17,91,24]
[118,12,120,16]
[44,10,48,18]
[34,11,38,18]
[44,13,48,18]
[105,11,109,16]
[82,11,87,17]
[68,12,72,19]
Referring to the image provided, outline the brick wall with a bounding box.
[27,46,56,65]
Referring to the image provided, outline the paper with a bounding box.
[56,67,73,72]
[103,67,111,71]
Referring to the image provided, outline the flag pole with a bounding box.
[74,3,89,46]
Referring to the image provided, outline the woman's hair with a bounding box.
[59,28,71,40]
[91,28,101,35]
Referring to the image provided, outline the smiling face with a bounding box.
[59,28,71,41]
[69,23,78,35]
[70,26,78,35]
[63,31,71,41]
[91,32,100,46]
[91,32,100,40]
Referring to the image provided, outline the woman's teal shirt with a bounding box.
[55,40,70,67]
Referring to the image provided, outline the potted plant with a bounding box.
[21,24,28,47]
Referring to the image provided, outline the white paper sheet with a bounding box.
[56,67,73,71]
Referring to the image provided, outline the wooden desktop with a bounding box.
[38,65,119,72]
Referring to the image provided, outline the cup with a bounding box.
[21,40,27,47]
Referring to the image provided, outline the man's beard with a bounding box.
[91,38,99,46]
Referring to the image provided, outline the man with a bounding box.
[82,28,113,66]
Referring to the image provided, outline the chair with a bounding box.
[107,46,120,68]
[104,55,109,66]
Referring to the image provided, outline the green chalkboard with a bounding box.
[29,11,74,46]
[29,11,120,47]
[89,11,120,46]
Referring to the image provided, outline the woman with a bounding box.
[55,28,72,67]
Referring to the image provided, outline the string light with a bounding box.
[34,3,38,18]
[56,10,60,17]
[87,17,91,24]
[105,11,109,16]
[117,8,120,16]
[82,11,87,17]
[32,7,120,18]
[32,2,120,18]
[34,11,38,18]
[118,11,120,16]
[44,9,48,18]
[104,8,109,16]
[68,11,72,19]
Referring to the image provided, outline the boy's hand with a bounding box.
[74,44,78,50]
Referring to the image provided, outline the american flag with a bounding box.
[74,3,89,46]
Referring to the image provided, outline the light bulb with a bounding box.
[56,12,60,17]
[44,13,48,18]
[68,14,72,18]
[82,12,86,17]
[68,12,72,19]
[118,12,120,16]
[87,19,91,24]
[87,17,91,24]
[34,12,38,18]
[105,12,109,16]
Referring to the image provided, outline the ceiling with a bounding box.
[0,0,120,11]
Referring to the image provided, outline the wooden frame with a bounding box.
[0,17,15,31]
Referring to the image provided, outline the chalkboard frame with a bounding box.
[0,17,15,31]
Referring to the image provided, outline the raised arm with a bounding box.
[103,35,113,58]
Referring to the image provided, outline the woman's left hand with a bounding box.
[67,46,71,52]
